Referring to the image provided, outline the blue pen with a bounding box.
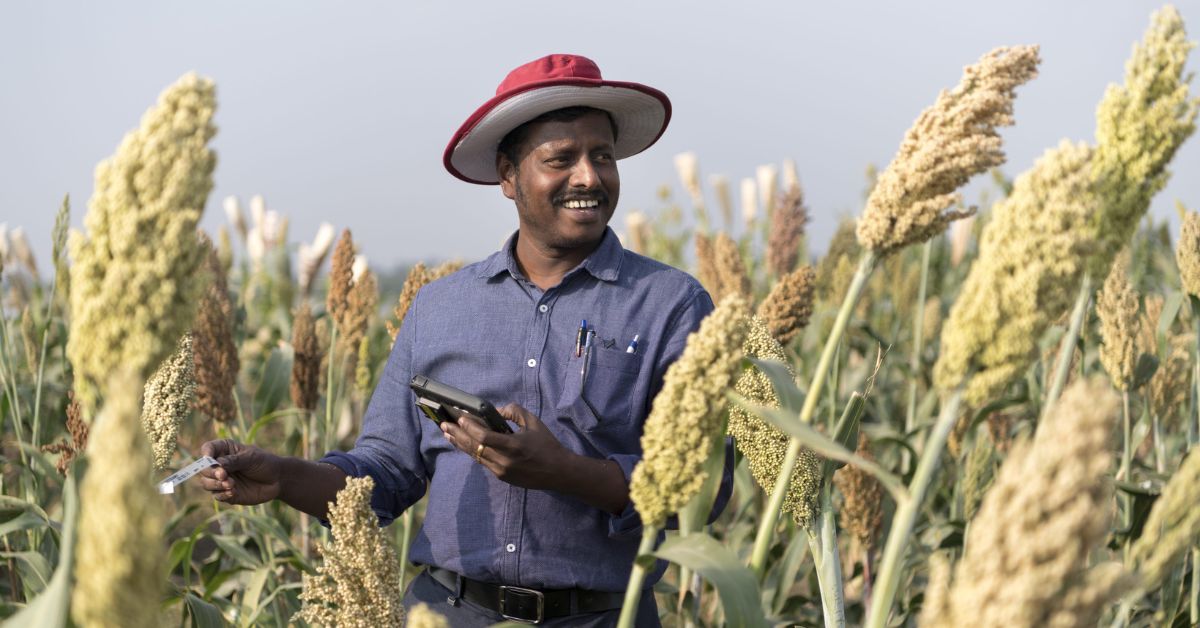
[574,319,587,357]
[580,328,595,379]
[625,334,639,354]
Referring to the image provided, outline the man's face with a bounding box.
[498,111,620,252]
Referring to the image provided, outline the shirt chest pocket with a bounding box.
[556,347,643,433]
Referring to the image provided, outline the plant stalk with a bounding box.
[323,323,339,452]
[808,483,846,628]
[1191,312,1200,624]
[1041,273,1093,421]
[28,267,60,454]
[905,241,932,440]
[399,507,415,591]
[1120,391,1133,539]
[616,525,660,628]
[865,387,964,628]
[749,251,877,578]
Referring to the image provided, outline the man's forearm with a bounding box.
[556,453,630,515]
[277,456,350,519]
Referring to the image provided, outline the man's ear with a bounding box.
[497,153,517,200]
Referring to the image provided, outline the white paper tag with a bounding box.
[157,456,219,494]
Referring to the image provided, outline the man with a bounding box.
[200,54,724,626]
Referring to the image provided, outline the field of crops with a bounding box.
[2,5,1200,628]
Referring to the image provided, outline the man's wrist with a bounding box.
[557,451,629,515]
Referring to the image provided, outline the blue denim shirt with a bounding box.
[322,227,720,591]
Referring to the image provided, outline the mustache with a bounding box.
[554,191,608,205]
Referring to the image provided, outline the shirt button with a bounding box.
[527,358,537,368]
[538,304,548,313]
[506,543,516,553]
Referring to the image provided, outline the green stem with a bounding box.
[1120,391,1133,537]
[1191,315,1200,625]
[0,315,29,471]
[1041,273,1093,422]
[1110,596,1134,628]
[1191,547,1199,626]
[616,525,660,628]
[865,387,964,628]
[30,274,57,452]
[906,241,932,439]
[1151,410,1166,474]
[749,250,877,578]
[398,507,416,591]
[324,323,339,452]
[299,406,312,562]
[808,484,846,628]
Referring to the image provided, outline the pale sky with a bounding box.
[3,1,1198,272]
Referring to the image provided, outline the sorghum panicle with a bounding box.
[934,140,1095,405]
[68,73,216,412]
[297,476,405,627]
[766,184,809,278]
[1087,5,1199,279]
[728,316,822,528]
[714,232,751,303]
[756,266,816,346]
[73,372,165,628]
[141,334,196,470]
[1097,252,1144,391]
[192,234,239,423]
[631,295,750,528]
[291,303,323,412]
[857,46,1041,255]
[921,377,1132,628]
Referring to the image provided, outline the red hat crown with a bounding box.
[495,55,603,95]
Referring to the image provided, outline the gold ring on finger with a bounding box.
[475,443,486,462]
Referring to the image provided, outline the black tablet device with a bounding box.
[409,374,513,434]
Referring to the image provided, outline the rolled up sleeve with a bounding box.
[319,294,429,526]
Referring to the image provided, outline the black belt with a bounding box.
[427,567,627,624]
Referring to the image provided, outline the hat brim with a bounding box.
[444,79,671,185]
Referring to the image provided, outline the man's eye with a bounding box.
[593,153,613,163]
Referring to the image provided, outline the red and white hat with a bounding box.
[443,54,672,185]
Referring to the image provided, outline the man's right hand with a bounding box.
[198,439,284,506]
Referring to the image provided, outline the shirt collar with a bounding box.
[475,227,624,283]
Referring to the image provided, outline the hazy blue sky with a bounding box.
[3,1,1198,272]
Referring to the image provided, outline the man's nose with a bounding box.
[569,157,599,188]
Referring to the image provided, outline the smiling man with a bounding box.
[200,54,725,626]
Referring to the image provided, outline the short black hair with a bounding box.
[496,106,619,167]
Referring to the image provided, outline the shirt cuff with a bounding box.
[606,453,644,538]
[319,451,405,527]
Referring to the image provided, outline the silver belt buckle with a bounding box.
[499,585,545,624]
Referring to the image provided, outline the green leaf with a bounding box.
[745,357,804,414]
[4,462,83,628]
[0,497,51,538]
[1131,353,1160,390]
[733,393,908,502]
[237,566,272,628]
[184,592,228,628]
[652,533,768,628]
[246,408,306,444]
[15,444,63,484]
[823,392,865,476]
[1158,291,1184,341]
[167,536,196,574]
[253,345,294,418]
[212,535,261,570]
[0,551,53,596]
[678,418,728,534]
[770,524,812,615]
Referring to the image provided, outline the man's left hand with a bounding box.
[440,403,571,491]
